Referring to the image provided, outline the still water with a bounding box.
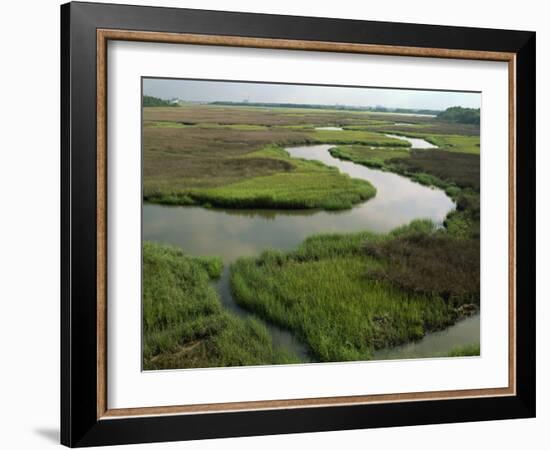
[143,143,478,361]
[385,133,438,149]
[374,314,480,360]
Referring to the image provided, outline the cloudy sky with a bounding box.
[143,78,480,111]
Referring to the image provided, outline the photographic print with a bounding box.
[61,6,535,444]
[141,78,481,371]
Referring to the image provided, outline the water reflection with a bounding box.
[144,144,454,264]
[385,133,437,149]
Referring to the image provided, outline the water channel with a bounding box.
[143,140,479,362]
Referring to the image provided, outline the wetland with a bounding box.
[141,82,481,370]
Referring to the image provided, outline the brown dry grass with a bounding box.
[143,125,309,190]
[143,105,478,206]
[364,231,480,307]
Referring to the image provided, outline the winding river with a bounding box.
[143,141,479,361]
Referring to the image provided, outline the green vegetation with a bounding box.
[231,221,477,362]
[374,123,479,137]
[443,189,480,238]
[437,106,480,125]
[307,129,411,147]
[415,134,480,154]
[343,121,417,131]
[328,145,480,238]
[145,121,189,128]
[145,145,376,210]
[146,121,270,131]
[143,241,298,370]
[142,105,418,209]
[330,145,410,169]
[370,131,480,154]
[143,103,481,366]
[143,95,179,107]
[427,135,479,154]
[387,150,480,239]
[142,107,420,195]
[388,148,480,188]
[447,343,480,357]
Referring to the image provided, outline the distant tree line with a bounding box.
[437,106,480,125]
[143,95,179,107]
[210,101,440,116]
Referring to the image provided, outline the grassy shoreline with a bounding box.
[143,241,299,370]
[143,223,480,369]
[143,110,416,210]
[230,220,479,362]
[144,144,377,210]
[328,145,480,238]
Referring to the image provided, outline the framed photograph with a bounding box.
[61,1,536,447]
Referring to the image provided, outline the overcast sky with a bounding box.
[143,78,480,111]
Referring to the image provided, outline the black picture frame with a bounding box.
[61,1,536,447]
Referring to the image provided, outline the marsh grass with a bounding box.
[330,146,479,190]
[364,230,480,307]
[368,123,480,137]
[230,221,459,362]
[328,145,481,238]
[142,104,482,367]
[329,145,410,169]
[376,131,480,154]
[446,343,480,357]
[142,105,414,209]
[145,145,377,210]
[389,149,480,190]
[306,129,411,147]
[142,105,476,210]
[143,241,298,369]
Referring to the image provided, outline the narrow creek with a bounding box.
[384,133,438,149]
[143,141,479,362]
[373,314,480,360]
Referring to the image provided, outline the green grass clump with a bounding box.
[308,129,411,147]
[223,123,269,130]
[276,124,316,130]
[443,189,480,238]
[145,121,270,131]
[143,241,298,370]
[145,121,190,129]
[341,120,398,129]
[447,343,480,357]
[329,145,410,169]
[375,131,480,154]
[147,145,376,210]
[231,222,458,362]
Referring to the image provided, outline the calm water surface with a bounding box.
[144,144,453,263]
[374,314,480,360]
[385,133,438,149]
[143,143,478,361]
